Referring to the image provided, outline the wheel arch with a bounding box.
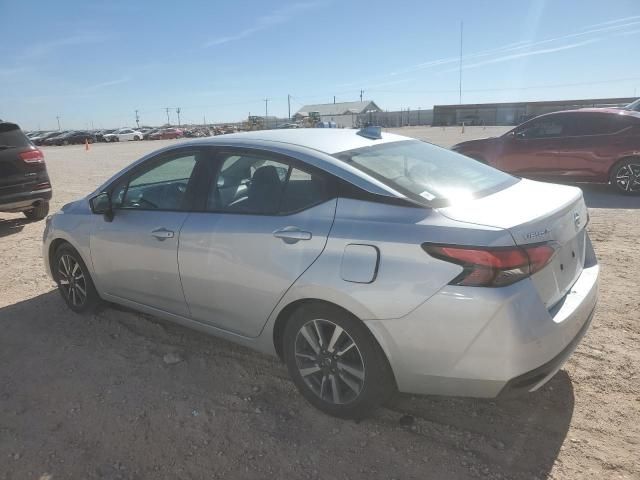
[271,298,393,377]
[47,237,93,280]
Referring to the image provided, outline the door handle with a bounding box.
[151,228,175,240]
[273,226,312,244]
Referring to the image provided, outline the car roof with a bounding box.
[541,107,640,119]
[95,129,415,200]
[186,128,408,155]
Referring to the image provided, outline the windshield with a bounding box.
[625,98,640,111]
[334,140,517,205]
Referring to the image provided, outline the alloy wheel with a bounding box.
[57,254,87,308]
[294,319,365,405]
[615,162,640,193]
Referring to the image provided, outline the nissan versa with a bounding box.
[43,128,599,418]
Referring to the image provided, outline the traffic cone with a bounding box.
[85,139,90,151]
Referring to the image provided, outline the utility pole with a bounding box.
[165,107,171,126]
[264,98,269,129]
[56,116,61,130]
[360,90,364,102]
[333,95,336,104]
[459,21,464,104]
[287,94,291,120]
[176,107,181,127]
[135,110,140,128]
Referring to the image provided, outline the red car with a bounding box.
[452,109,640,194]
[149,128,183,140]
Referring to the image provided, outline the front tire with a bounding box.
[23,201,49,221]
[283,303,395,419]
[53,244,100,313]
[610,158,640,195]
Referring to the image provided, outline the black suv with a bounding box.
[0,121,52,220]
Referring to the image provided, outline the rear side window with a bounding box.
[207,152,334,215]
[569,113,633,136]
[280,168,332,214]
[0,123,31,148]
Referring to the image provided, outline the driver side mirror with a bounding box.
[89,192,114,222]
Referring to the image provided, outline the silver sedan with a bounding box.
[43,128,599,418]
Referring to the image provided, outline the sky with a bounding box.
[1,0,640,130]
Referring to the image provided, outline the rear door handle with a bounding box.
[273,226,312,244]
[151,228,175,240]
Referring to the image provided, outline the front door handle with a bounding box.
[273,226,312,244]
[151,228,175,240]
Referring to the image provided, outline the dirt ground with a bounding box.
[0,127,638,480]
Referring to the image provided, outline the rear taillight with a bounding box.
[19,149,45,164]
[423,243,556,287]
[34,182,51,190]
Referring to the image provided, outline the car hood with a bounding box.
[451,137,499,149]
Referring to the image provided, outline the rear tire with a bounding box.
[610,158,640,195]
[52,244,100,313]
[24,201,49,221]
[282,303,396,419]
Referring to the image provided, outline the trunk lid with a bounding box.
[437,179,588,308]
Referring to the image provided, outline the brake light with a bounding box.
[19,149,45,164]
[423,243,555,287]
[34,182,51,190]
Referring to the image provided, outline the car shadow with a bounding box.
[0,217,28,238]
[386,373,573,478]
[573,184,640,209]
[0,291,574,479]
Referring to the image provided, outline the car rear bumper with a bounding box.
[0,188,52,212]
[364,234,599,398]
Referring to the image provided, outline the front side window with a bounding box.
[113,152,198,210]
[207,152,332,214]
[334,140,516,204]
[516,116,568,138]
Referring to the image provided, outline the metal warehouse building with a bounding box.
[295,101,382,128]
[433,97,636,126]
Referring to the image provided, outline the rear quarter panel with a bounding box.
[265,199,515,324]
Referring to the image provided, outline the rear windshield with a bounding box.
[0,123,31,149]
[333,140,517,205]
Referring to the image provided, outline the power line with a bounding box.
[176,107,181,127]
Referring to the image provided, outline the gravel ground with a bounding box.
[0,127,638,480]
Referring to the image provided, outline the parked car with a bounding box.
[45,130,96,146]
[43,128,598,418]
[42,131,72,146]
[142,129,160,140]
[95,129,117,142]
[451,108,640,194]
[0,121,51,220]
[103,128,143,142]
[30,131,59,145]
[149,127,183,140]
